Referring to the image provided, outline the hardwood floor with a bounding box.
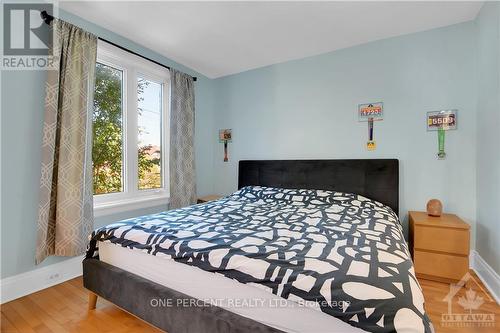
[1,277,161,333]
[419,270,499,333]
[1,271,498,333]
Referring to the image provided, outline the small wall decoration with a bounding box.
[427,110,457,159]
[358,102,383,121]
[367,118,376,151]
[359,102,383,151]
[427,110,457,131]
[219,129,232,162]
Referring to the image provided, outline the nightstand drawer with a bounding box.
[414,250,468,281]
[414,225,469,255]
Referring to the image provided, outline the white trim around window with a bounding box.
[93,40,170,216]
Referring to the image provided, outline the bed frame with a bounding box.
[83,159,399,333]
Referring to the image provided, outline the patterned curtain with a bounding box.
[36,20,97,264]
[169,69,196,209]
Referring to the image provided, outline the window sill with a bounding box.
[93,194,169,218]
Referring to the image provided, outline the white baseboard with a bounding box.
[0,256,83,304]
[470,250,500,304]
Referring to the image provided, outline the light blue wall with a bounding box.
[475,2,500,274]
[0,9,215,278]
[3,7,497,281]
[211,22,478,239]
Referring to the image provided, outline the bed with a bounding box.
[83,159,432,333]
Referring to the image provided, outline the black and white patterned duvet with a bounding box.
[87,186,433,333]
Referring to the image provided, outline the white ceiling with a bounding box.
[60,1,483,78]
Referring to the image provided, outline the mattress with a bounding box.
[99,240,364,333]
[88,186,432,333]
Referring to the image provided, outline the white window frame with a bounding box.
[93,40,170,217]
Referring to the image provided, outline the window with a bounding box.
[137,77,163,190]
[93,63,124,195]
[92,41,169,216]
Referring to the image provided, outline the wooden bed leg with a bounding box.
[88,292,98,310]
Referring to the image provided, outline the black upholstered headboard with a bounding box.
[238,159,399,215]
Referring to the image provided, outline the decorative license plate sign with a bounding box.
[427,110,457,131]
[358,102,383,121]
[358,102,383,151]
[219,129,232,162]
[219,129,232,142]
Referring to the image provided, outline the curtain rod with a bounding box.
[40,11,197,82]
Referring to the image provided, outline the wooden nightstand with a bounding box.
[197,195,222,204]
[409,211,470,283]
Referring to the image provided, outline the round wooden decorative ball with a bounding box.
[426,199,443,217]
